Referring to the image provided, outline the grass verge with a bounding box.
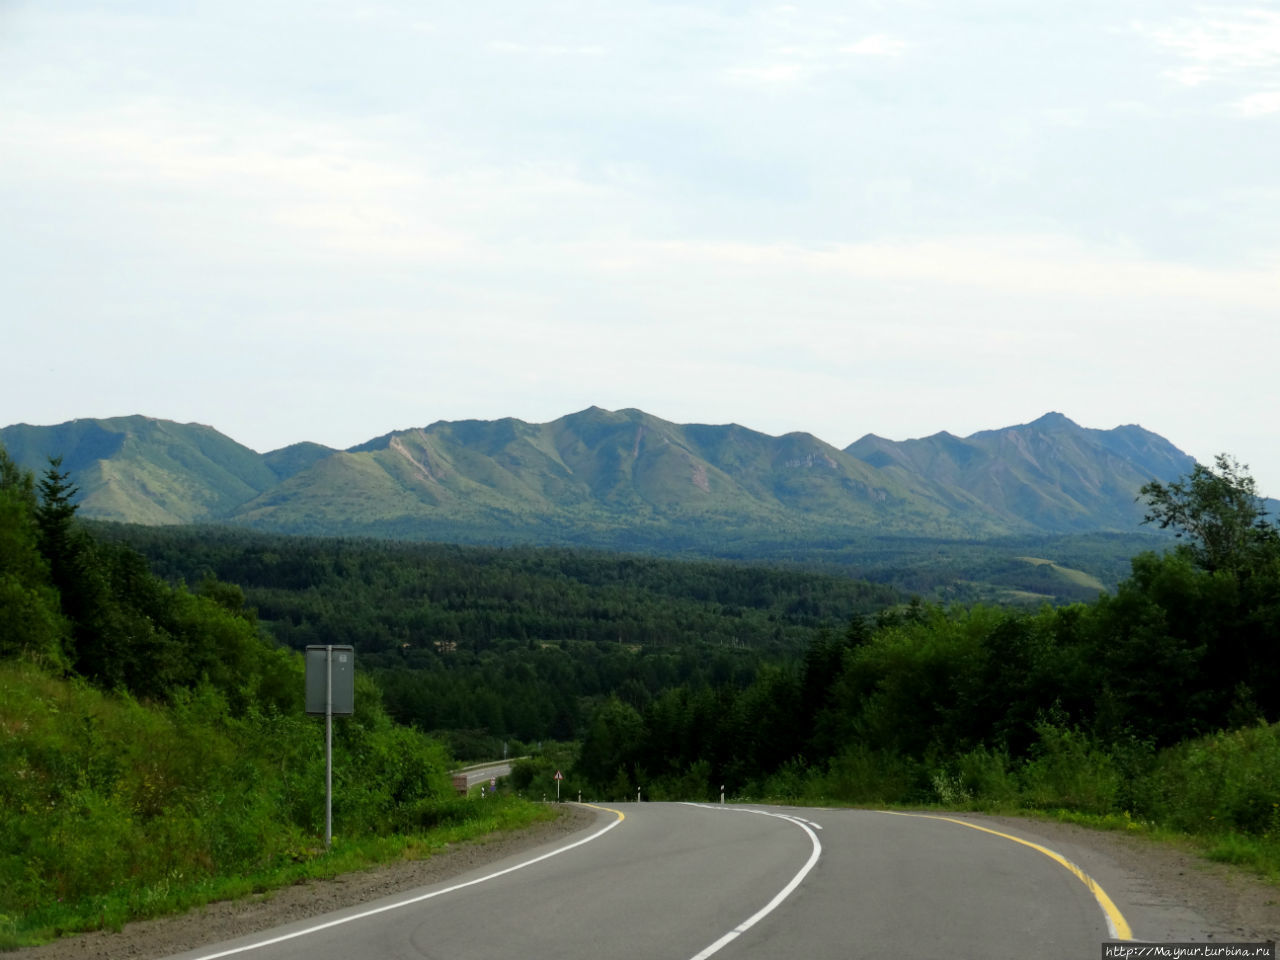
[3,798,555,951]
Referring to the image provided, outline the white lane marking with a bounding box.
[183,807,625,960]
[680,804,824,960]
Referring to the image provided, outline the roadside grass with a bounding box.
[724,790,1280,888]
[1200,833,1280,881]
[730,721,1280,888]
[0,661,557,951]
[944,809,1280,885]
[4,798,555,950]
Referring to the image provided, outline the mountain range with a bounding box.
[1,409,1197,557]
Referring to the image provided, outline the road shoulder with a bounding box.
[953,812,1280,943]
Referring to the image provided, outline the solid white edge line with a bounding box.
[183,806,625,960]
[680,804,824,960]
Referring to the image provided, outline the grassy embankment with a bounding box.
[0,662,554,950]
[741,721,1280,881]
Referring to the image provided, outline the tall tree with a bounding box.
[1139,454,1278,574]
[0,444,36,507]
[35,456,80,575]
[32,457,120,683]
[1136,455,1280,725]
[0,445,71,665]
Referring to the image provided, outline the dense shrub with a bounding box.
[1135,723,1280,834]
[0,660,455,933]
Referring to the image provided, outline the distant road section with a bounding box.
[449,760,513,794]
[165,804,1227,960]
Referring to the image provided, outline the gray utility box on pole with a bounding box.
[305,645,355,715]
[305,645,355,848]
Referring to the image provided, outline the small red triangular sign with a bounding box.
[554,770,564,780]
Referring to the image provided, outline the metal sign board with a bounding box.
[305,645,355,716]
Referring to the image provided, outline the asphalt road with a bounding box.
[163,803,1219,960]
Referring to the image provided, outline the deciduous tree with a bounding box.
[1139,454,1278,574]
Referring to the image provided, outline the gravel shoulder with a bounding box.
[13,805,1280,958]
[962,812,1280,942]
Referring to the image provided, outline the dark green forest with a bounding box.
[95,524,902,755]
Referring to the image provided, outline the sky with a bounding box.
[2,1,1278,494]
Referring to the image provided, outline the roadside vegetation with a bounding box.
[0,449,549,949]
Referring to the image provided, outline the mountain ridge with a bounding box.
[1,409,1199,551]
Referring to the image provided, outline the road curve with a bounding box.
[163,804,1220,960]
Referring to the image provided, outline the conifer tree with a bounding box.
[35,455,80,581]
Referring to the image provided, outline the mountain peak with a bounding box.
[1027,412,1079,431]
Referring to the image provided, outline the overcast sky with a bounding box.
[3,1,1278,494]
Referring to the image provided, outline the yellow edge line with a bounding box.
[577,802,626,822]
[881,811,1132,940]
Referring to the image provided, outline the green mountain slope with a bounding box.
[262,440,337,481]
[234,407,990,543]
[0,416,278,523]
[2,409,1200,548]
[846,412,1196,532]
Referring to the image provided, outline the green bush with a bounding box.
[1019,726,1120,815]
[941,746,1020,810]
[809,745,923,805]
[0,660,467,945]
[1136,723,1280,834]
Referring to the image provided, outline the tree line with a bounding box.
[98,524,903,752]
[1,452,298,708]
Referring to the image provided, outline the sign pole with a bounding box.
[305,644,353,852]
[325,645,333,848]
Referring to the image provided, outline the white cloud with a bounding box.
[1138,7,1280,116]
[0,100,631,267]
[488,41,606,57]
[1141,8,1280,85]
[625,234,1280,309]
[840,34,908,57]
[723,62,811,87]
[724,31,908,89]
[1233,89,1280,115]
